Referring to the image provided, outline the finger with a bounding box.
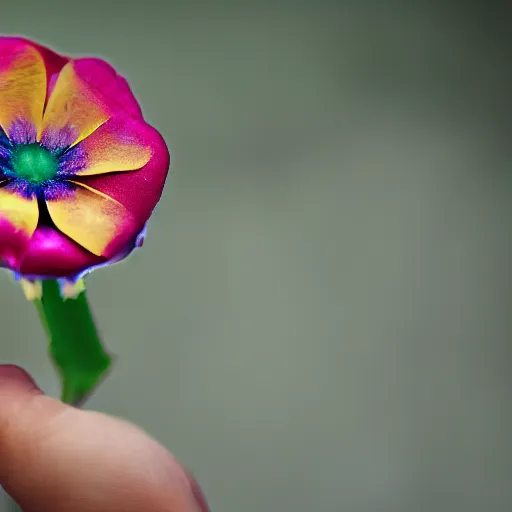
[0,365,209,512]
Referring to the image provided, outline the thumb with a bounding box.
[0,365,209,512]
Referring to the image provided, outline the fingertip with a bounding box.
[0,366,212,512]
[185,471,211,512]
[0,364,41,394]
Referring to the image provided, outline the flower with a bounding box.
[0,37,169,281]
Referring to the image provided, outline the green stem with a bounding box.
[5,280,114,508]
[36,279,113,406]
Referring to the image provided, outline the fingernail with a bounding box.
[0,365,39,390]
[186,471,210,512]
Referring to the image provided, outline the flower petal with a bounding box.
[41,62,111,149]
[76,123,169,230]
[67,117,152,177]
[19,226,105,278]
[73,58,143,119]
[45,181,137,258]
[0,39,46,140]
[0,37,70,97]
[0,185,38,271]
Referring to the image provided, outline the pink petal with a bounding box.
[77,123,169,231]
[72,116,152,177]
[19,226,105,278]
[45,181,138,258]
[1,37,69,100]
[24,39,68,96]
[0,37,68,73]
[73,58,143,119]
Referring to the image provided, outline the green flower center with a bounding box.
[11,144,59,184]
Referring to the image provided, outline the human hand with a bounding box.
[0,365,210,512]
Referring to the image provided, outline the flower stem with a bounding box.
[5,280,113,509]
[35,279,113,406]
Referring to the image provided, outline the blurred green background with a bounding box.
[1,1,512,511]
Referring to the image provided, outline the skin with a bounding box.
[0,365,209,512]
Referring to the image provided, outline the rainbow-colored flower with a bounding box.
[0,38,169,281]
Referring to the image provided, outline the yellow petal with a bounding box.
[41,62,110,148]
[45,181,136,257]
[0,187,39,237]
[0,187,39,269]
[74,117,152,177]
[0,41,46,139]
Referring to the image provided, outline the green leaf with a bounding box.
[37,279,113,406]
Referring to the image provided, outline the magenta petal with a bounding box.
[0,36,68,98]
[28,40,68,84]
[78,122,169,231]
[19,226,106,278]
[73,58,143,119]
[24,39,67,77]
[0,36,68,73]
[0,218,32,273]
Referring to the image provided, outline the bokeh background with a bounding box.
[1,1,512,511]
